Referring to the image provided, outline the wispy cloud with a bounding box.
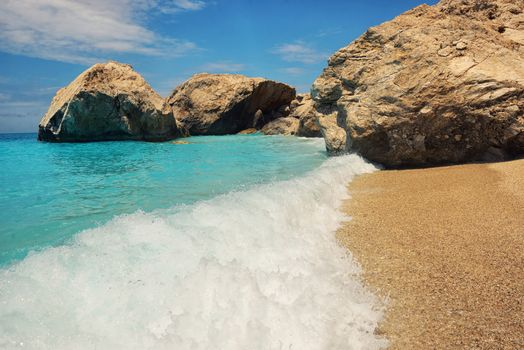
[199,61,246,73]
[280,67,305,76]
[0,112,28,119]
[0,98,48,131]
[272,41,327,64]
[160,0,206,13]
[0,100,48,109]
[295,84,312,94]
[0,88,60,131]
[315,28,343,38]
[0,0,206,65]
[0,92,10,102]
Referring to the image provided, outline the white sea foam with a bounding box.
[0,154,386,350]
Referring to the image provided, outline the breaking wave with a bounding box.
[0,154,386,350]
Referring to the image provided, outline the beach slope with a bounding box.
[339,159,524,349]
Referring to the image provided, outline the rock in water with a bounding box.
[261,117,299,136]
[237,128,258,135]
[291,94,322,138]
[38,61,177,142]
[318,113,347,154]
[313,0,524,167]
[165,74,295,135]
[262,94,323,137]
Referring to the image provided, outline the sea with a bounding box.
[0,132,386,349]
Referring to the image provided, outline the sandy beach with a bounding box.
[339,159,524,349]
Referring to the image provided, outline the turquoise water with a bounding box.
[0,133,386,349]
[0,133,327,265]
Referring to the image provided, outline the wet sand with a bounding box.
[338,159,524,349]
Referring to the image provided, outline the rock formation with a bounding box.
[261,94,323,137]
[313,0,524,167]
[261,117,299,136]
[165,74,296,135]
[292,94,322,137]
[38,61,177,142]
[319,114,347,154]
[237,128,258,135]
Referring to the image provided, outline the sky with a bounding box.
[0,0,437,133]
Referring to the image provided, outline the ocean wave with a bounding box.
[0,154,386,350]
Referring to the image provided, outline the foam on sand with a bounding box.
[0,154,386,350]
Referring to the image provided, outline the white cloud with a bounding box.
[280,67,305,76]
[272,41,327,64]
[295,84,312,94]
[0,102,49,132]
[315,28,343,38]
[0,87,67,132]
[199,61,246,73]
[0,99,49,132]
[0,0,206,65]
[160,0,206,12]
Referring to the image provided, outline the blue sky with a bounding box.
[0,0,437,133]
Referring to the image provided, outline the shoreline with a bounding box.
[0,152,387,349]
[338,159,524,349]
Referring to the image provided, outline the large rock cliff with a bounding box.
[165,74,296,135]
[313,0,524,167]
[38,62,177,142]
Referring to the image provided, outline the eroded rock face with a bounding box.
[38,61,177,142]
[166,74,295,135]
[313,0,524,167]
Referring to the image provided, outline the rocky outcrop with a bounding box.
[291,94,322,137]
[261,117,299,135]
[313,0,524,167]
[165,74,295,135]
[318,113,347,154]
[38,61,177,142]
[261,94,323,137]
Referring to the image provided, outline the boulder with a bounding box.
[38,61,177,142]
[237,128,258,135]
[262,94,323,137]
[261,117,299,136]
[318,113,347,154]
[291,94,322,137]
[313,0,524,167]
[165,74,296,135]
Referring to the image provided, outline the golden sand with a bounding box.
[338,159,524,349]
